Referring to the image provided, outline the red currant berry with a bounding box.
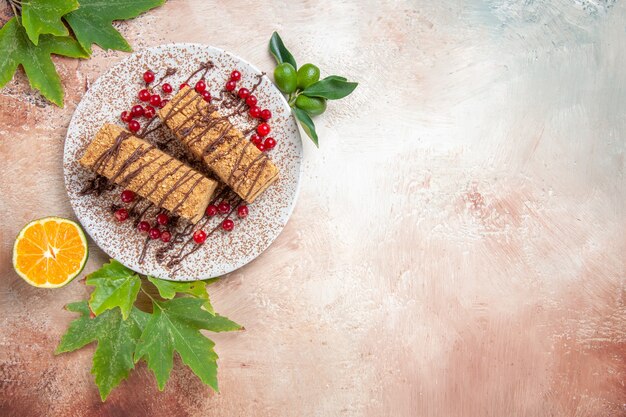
[250,134,262,145]
[114,208,129,222]
[160,230,172,243]
[138,89,150,102]
[245,95,257,107]
[249,106,261,118]
[120,189,135,202]
[144,106,156,119]
[138,221,150,232]
[195,80,206,93]
[156,213,169,225]
[131,105,144,117]
[149,94,162,107]
[179,83,189,90]
[128,120,141,132]
[205,204,218,217]
[121,111,132,123]
[202,91,212,102]
[193,230,207,244]
[237,205,249,218]
[260,109,272,120]
[238,88,250,99]
[162,83,173,93]
[256,143,266,152]
[159,99,169,109]
[149,227,161,240]
[264,137,276,149]
[222,219,234,231]
[217,201,230,214]
[143,70,155,83]
[257,123,270,136]
[230,70,241,81]
[225,80,236,91]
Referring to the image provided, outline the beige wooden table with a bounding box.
[1,1,624,416]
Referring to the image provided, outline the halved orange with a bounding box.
[13,217,89,288]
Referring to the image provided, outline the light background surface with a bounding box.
[0,0,624,416]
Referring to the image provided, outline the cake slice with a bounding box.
[158,86,279,203]
[80,123,217,223]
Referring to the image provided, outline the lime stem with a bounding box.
[288,91,300,107]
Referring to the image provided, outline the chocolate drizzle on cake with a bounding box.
[80,132,132,195]
[85,129,208,222]
[160,73,274,203]
[80,62,277,274]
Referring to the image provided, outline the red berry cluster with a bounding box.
[192,200,249,244]
[223,69,277,153]
[193,79,212,102]
[114,189,172,243]
[120,70,174,133]
[114,68,266,247]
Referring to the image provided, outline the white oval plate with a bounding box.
[64,44,302,281]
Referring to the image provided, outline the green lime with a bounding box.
[273,63,297,94]
[297,64,320,89]
[295,95,327,116]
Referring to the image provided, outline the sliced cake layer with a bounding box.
[80,123,217,223]
[158,86,279,203]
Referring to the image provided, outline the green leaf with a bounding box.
[323,75,347,82]
[135,298,242,391]
[56,301,149,401]
[0,18,88,107]
[302,76,358,100]
[147,276,215,314]
[293,107,319,147]
[269,31,297,70]
[55,302,100,352]
[64,0,165,54]
[86,260,141,320]
[21,0,79,45]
